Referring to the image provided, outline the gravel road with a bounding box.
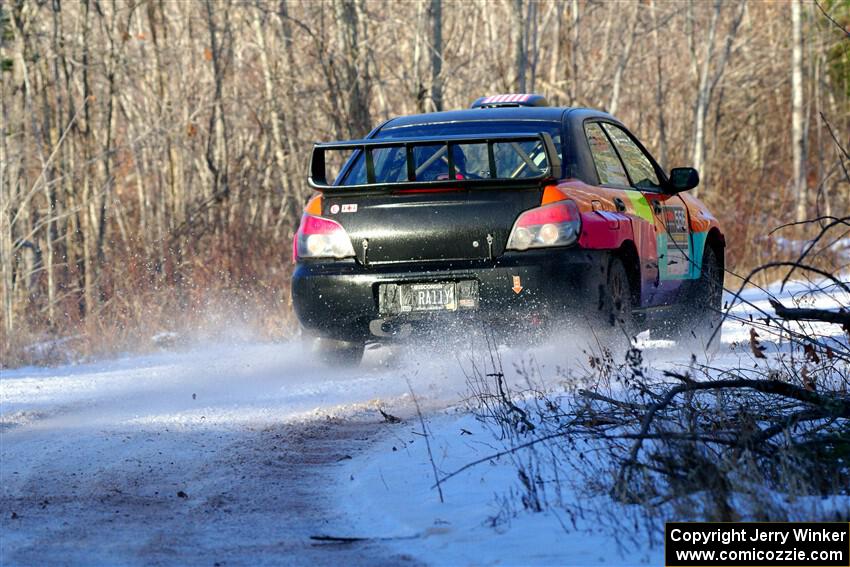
[1,344,427,566]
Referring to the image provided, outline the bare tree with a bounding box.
[690,0,747,195]
[429,0,443,111]
[334,0,371,137]
[1,0,847,365]
[791,0,807,222]
[511,0,526,92]
[608,2,639,116]
[649,0,668,167]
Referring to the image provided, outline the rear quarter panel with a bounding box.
[556,179,661,306]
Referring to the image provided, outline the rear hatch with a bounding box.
[322,188,542,265]
[310,120,564,266]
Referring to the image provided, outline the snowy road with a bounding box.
[2,277,848,566]
[0,344,440,566]
[0,335,710,566]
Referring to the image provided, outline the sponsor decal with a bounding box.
[659,205,692,280]
[329,204,340,214]
[341,204,358,213]
[512,275,523,294]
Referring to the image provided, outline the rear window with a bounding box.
[339,120,563,186]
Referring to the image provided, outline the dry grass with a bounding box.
[456,274,850,548]
[1,219,298,368]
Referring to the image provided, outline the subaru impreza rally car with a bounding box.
[291,94,724,365]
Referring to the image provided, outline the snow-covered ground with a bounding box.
[331,345,709,566]
[334,277,850,566]
[1,343,454,565]
[339,408,664,566]
[2,276,848,565]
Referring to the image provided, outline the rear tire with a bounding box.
[594,256,636,351]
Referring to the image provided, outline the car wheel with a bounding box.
[595,255,635,349]
[688,245,724,348]
[313,337,365,367]
[657,246,724,351]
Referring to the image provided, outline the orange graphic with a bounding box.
[512,275,523,294]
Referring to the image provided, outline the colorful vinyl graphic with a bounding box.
[659,205,692,280]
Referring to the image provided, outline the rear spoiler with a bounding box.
[308,132,561,191]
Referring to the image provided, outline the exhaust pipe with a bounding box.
[369,318,412,339]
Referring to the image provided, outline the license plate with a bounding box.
[402,282,457,312]
[379,281,479,315]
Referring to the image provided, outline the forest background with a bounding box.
[1,0,848,366]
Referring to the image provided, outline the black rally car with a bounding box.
[291,94,725,364]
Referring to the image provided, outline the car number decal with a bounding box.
[660,205,692,279]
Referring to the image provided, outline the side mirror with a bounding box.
[668,167,699,193]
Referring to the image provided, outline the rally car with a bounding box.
[291,94,724,365]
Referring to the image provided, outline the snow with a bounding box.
[2,275,848,565]
[2,342,448,429]
[333,342,678,565]
[1,342,468,565]
[339,410,664,566]
[332,277,850,566]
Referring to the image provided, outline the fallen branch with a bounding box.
[617,376,850,489]
[709,261,850,346]
[769,298,850,326]
[310,533,420,544]
[441,375,850,491]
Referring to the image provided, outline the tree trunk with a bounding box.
[691,0,746,196]
[608,2,639,116]
[334,0,371,137]
[253,8,291,219]
[0,78,13,338]
[527,0,539,92]
[791,0,807,223]
[429,0,443,111]
[204,0,231,222]
[691,1,719,189]
[568,0,580,103]
[650,0,668,167]
[547,1,563,105]
[511,0,526,92]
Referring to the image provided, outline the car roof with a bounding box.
[367,105,631,186]
[379,106,616,131]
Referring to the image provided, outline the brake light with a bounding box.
[506,201,581,251]
[293,213,356,261]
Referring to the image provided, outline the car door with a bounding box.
[599,123,693,305]
[583,122,662,307]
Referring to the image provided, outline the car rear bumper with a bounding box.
[291,248,610,342]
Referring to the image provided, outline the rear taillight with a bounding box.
[506,200,581,251]
[293,213,356,261]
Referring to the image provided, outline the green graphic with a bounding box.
[624,190,654,224]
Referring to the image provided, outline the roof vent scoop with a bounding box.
[470,93,548,109]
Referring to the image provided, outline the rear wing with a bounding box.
[308,132,561,191]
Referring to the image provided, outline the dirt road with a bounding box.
[1,344,426,566]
